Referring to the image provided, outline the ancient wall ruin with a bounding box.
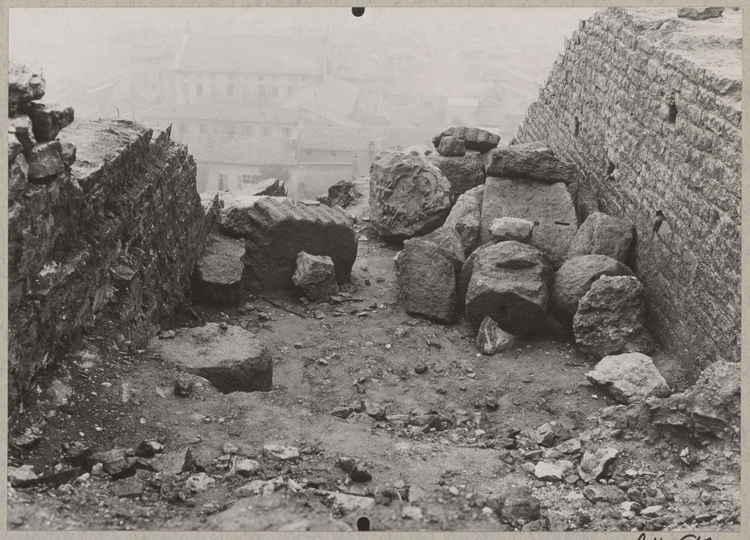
[515,8,741,375]
[8,64,213,414]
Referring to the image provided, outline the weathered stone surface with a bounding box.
[584,485,627,504]
[9,61,45,115]
[575,183,600,225]
[567,212,635,263]
[483,147,577,185]
[534,460,573,482]
[9,132,23,163]
[677,7,724,20]
[59,141,77,166]
[112,477,144,499]
[456,242,492,311]
[476,316,515,355]
[479,177,577,268]
[9,153,29,202]
[10,115,37,154]
[369,150,452,240]
[191,234,245,306]
[574,275,655,359]
[326,491,375,514]
[550,254,634,327]
[395,226,464,324]
[149,449,194,475]
[247,177,287,196]
[27,140,65,181]
[220,196,357,293]
[436,135,466,156]
[24,101,75,142]
[263,444,300,461]
[489,217,533,243]
[403,143,433,157]
[292,251,338,301]
[234,458,260,477]
[465,241,553,335]
[432,126,501,153]
[501,486,541,522]
[148,323,272,393]
[578,447,619,483]
[648,361,740,439]
[8,465,38,485]
[509,140,554,155]
[318,179,362,209]
[427,149,485,198]
[586,353,670,404]
[444,184,484,256]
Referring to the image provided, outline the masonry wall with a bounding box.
[9,70,213,414]
[515,8,741,376]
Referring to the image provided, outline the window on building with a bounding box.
[331,151,338,157]
[182,83,189,94]
[241,174,253,184]
[259,85,265,97]
[218,173,227,191]
[305,150,312,156]
[271,86,278,97]
[199,123,206,134]
[227,84,234,97]
[244,125,253,136]
[282,127,291,138]
[196,83,203,96]
[262,126,270,136]
[210,83,217,96]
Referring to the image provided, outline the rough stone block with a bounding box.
[369,150,452,240]
[148,323,272,393]
[27,140,65,181]
[573,275,655,359]
[476,316,516,355]
[9,153,29,202]
[483,146,577,185]
[436,135,466,156]
[489,217,533,243]
[465,241,553,336]
[292,251,338,301]
[677,7,724,20]
[191,233,245,306]
[220,197,357,294]
[550,254,634,327]
[318,179,362,209]
[9,61,45,116]
[443,184,484,256]
[10,115,37,154]
[479,177,577,268]
[432,126,500,153]
[427,149,485,198]
[586,352,670,404]
[24,101,75,142]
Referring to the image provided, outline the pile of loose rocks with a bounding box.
[369,127,672,405]
[9,61,77,200]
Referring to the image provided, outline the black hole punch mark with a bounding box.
[357,516,370,531]
[352,7,365,17]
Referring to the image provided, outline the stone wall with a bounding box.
[514,8,741,376]
[8,63,212,414]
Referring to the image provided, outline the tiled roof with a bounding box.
[143,103,300,124]
[298,124,383,151]
[283,76,360,117]
[183,134,297,166]
[301,104,361,128]
[173,33,326,75]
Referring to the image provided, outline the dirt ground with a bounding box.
[7,220,741,532]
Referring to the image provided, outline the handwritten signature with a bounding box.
[637,534,711,540]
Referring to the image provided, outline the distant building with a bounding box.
[183,134,297,192]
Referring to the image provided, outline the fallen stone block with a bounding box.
[325,491,375,514]
[369,150,452,240]
[220,196,357,294]
[246,177,287,196]
[483,146,577,185]
[578,447,619,483]
[465,241,553,335]
[432,126,500,153]
[427,149,485,198]
[191,234,245,306]
[550,254,634,327]
[479,176,577,268]
[149,448,195,475]
[573,275,655,359]
[59,141,77,166]
[567,212,635,263]
[489,217,533,243]
[317,179,363,209]
[500,486,541,522]
[586,353,670,404]
[263,444,300,462]
[292,251,338,301]
[24,101,75,142]
[647,360,740,439]
[534,460,573,482]
[476,316,515,355]
[395,226,465,324]
[9,115,37,154]
[27,140,65,181]
[436,135,466,156]
[583,485,627,504]
[677,7,724,20]
[148,323,272,393]
[9,61,46,116]
[444,184,484,256]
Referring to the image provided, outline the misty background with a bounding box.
[11,7,599,200]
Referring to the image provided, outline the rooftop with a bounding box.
[298,124,383,151]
